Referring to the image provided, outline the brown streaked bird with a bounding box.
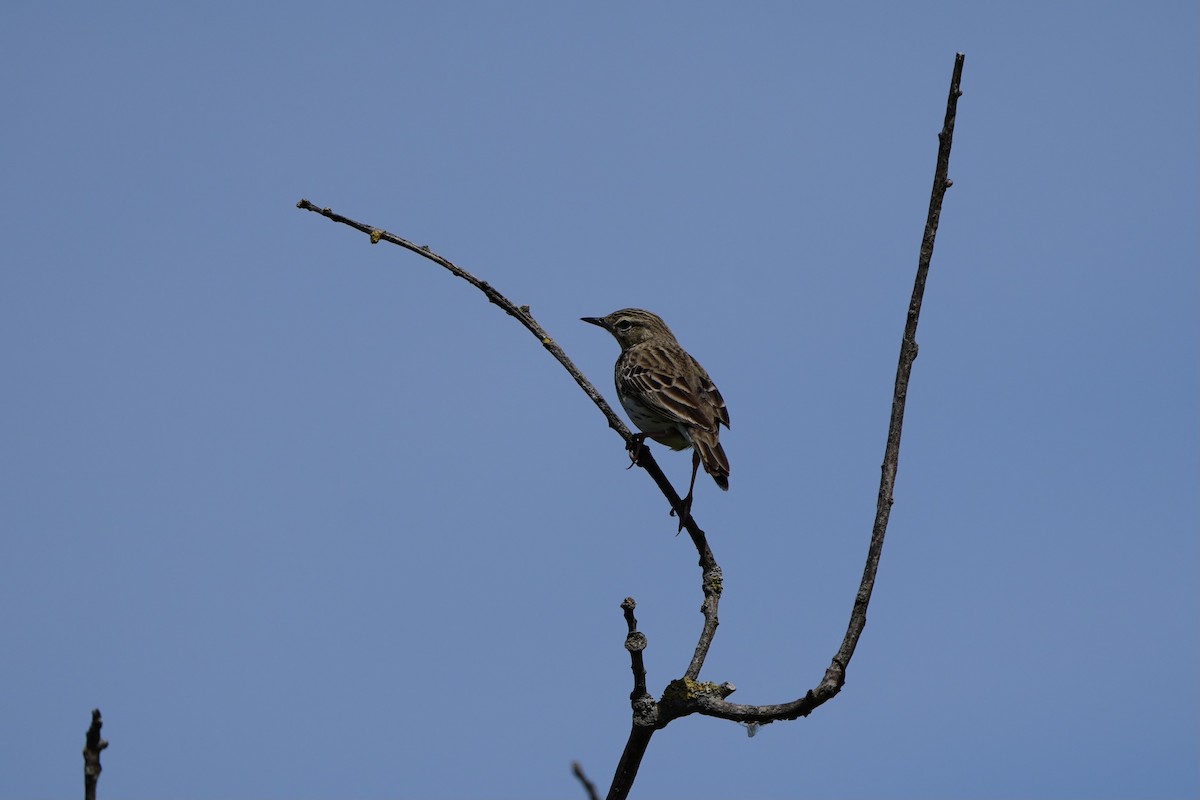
[582,309,729,528]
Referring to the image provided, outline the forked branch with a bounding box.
[295,50,964,800]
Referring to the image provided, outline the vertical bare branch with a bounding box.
[83,708,107,800]
[606,598,656,800]
[828,51,965,683]
[621,598,650,699]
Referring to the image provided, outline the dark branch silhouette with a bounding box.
[83,708,107,800]
[296,51,964,800]
[572,761,600,800]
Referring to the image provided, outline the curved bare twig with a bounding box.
[634,52,965,737]
[618,53,966,740]
[294,199,708,532]
[571,762,600,800]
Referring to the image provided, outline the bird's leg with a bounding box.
[671,449,701,533]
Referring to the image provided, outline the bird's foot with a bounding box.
[670,493,694,534]
[625,433,650,470]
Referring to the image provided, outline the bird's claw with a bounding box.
[625,433,650,470]
[670,494,694,534]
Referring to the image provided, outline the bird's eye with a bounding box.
[616,320,633,331]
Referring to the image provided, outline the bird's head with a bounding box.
[581,308,675,349]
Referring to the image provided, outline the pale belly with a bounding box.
[620,395,692,450]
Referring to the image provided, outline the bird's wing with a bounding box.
[620,344,727,433]
[691,355,730,430]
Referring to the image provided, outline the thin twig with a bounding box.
[830,49,964,682]
[294,199,703,532]
[621,598,649,699]
[83,708,107,800]
[572,762,601,800]
[683,546,722,681]
[606,597,658,800]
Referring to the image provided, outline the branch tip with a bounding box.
[571,761,600,800]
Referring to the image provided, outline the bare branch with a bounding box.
[83,708,107,800]
[602,597,658,800]
[295,49,964,800]
[572,761,600,800]
[657,50,965,728]
[832,49,965,680]
[621,598,649,699]
[294,199,705,533]
[607,726,654,800]
[294,200,730,799]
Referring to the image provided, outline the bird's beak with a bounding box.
[580,316,607,330]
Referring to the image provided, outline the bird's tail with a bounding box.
[693,430,730,491]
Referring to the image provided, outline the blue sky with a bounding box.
[2,3,1196,799]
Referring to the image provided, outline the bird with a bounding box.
[581,308,729,529]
